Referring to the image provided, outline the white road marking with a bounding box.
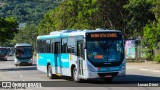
[14,65,25,81]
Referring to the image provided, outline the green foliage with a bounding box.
[152,0,160,20]
[142,48,153,60]
[143,20,160,48]
[75,0,98,29]
[124,0,155,38]
[154,56,160,62]
[0,0,59,25]
[12,24,38,50]
[96,0,128,30]
[143,24,156,48]
[38,0,128,35]
[140,0,160,60]
[0,16,18,44]
[142,19,160,60]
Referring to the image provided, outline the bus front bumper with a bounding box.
[15,59,33,65]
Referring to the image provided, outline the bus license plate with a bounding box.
[105,75,112,78]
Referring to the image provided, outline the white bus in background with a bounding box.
[14,43,33,66]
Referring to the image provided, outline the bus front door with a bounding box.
[77,41,84,76]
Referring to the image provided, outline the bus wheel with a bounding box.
[73,67,80,82]
[104,78,113,83]
[15,64,18,66]
[47,65,53,79]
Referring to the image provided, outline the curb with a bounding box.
[126,67,160,73]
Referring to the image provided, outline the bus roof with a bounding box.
[0,47,6,48]
[0,47,11,49]
[15,43,32,47]
[37,29,122,40]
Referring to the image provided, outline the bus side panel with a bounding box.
[117,58,126,76]
[60,53,70,76]
[61,54,70,68]
[37,53,55,73]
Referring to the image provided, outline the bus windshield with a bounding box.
[16,46,33,59]
[0,48,7,56]
[87,40,124,63]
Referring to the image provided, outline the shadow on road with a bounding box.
[0,59,13,61]
[0,66,37,71]
[5,59,14,61]
[35,75,160,87]
[18,64,36,66]
[59,75,160,85]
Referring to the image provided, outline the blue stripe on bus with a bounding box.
[37,53,70,68]
[61,54,69,68]
[37,33,71,40]
[98,64,124,72]
[38,53,55,66]
[37,35,60,39]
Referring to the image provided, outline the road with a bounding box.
[0,56,159,90]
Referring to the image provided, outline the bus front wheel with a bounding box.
[72,67,81,82]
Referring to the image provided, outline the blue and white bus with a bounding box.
[14,43,33,66]
[36,29,126,82]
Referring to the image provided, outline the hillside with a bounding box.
[0,0,60,24]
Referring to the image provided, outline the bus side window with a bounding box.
[62,38,67,53]
[54,42,60,54]
[51,41,54,53]
[45,39,51,53]
[67,37,76,54]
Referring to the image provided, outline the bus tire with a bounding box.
[15,64,18,66]
[47,65,54,79]
[104,78,113,83]
[73,67,80,82]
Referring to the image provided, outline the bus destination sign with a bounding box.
[87,32,122,39]
[90,33,117,38]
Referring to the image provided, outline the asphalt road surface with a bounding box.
[0,56,159,90]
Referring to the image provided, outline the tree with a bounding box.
[141,0,160,61]
[152,0,160,20]
[38,0,79,35]
[142,20,160,60]
[73,0,98,29]
[12,24,38,50]
[0,16,18,45]
[124,0,156,38]
[0,0,59,25]
[38,0,128,35]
